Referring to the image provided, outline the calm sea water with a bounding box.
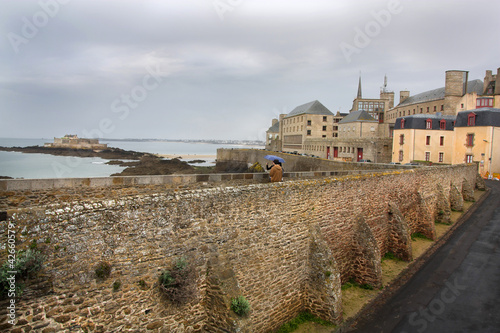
[0,138,262,179]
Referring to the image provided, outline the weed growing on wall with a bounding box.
[94,261,112,280]
[0,248,46,298]
[231,296,251,317]
[159,257,196,304]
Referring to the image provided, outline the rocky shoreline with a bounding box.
[0,146,213,177]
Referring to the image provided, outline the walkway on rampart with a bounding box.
[342,180,500,332]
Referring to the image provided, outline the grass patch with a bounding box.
[276,312,335,333]
[381,251,402,262]
[341,278,373,291]
[411,232,431,241]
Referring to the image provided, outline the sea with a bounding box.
[0,138,263,179]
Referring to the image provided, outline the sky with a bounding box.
[1,0,499,141]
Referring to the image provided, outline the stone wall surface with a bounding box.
[0,165,478,332]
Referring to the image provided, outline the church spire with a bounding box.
[357,73,362,99]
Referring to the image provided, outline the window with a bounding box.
[467,113,476,126]
[440,119,446,130]
[399,150,404,162]
[307,120,312,126]
[426,136,431,145]
[420,108,423,113]
[434,106,437,111]
[427,107,430,113]
[426,119,432,129]
[322,126,327,131]
[401,118,405,128]
[425,152,430,161]
[439,152,444,163]
[307,130,311,136]
[461,103,464,108]
[323,116,327,122]
[441,105,444,111]
[466,155,473,163]
[440,136,444,146]
[466,133,474,147]
[399,134,404,145]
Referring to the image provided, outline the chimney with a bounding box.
[496,67,500,95]
[400,91,410,103]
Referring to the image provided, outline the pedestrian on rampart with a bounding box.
[267,159,283,182]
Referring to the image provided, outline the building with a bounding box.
[265,100,345,153]
[452,108,500,177]
[44,135,108,150]
[350,75,395,123]
[386,70,488,128]
[392,113,456,165]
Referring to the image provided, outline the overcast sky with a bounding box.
[1,0,499,141]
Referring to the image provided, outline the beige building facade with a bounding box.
[452,108,500,177]
[265,100,346,153]
[392,114,455,165]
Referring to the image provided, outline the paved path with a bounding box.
[345,180,500,333]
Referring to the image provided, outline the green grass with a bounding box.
[341,278,374,291]
[276,312,335,333]
[381,251,399,262]
[411,232,431,241]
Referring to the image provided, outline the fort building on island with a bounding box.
[44,135,108,150]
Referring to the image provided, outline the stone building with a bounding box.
[44,134,108,150]
[385,70,486,127]
[265,100,345,153]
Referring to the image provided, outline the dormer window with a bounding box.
[439,119,446,130]
[400,118,405,129]
[467,112,476,126]
[426,119,432,129]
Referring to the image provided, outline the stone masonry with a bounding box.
[0,165,478,332]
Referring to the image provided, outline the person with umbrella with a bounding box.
[264,155,284,182]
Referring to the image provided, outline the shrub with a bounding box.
[0,248,46,298]
[231,296,251,317]
[159,257,196,304]
[94,261,112,280]
[113,280,121,291]
[248,162,264,173]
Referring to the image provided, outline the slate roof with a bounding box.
[455,108,500,127]
[338,110,377,124]
[267,121,280,133]
[394,113,456,130]
[286,100,333,117]
[397,79,484,107]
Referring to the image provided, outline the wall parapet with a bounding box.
[0,164,479,332]
[0,170,389,192]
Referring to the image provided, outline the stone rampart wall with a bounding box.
[216,148,410,172]
[0,165,478,332]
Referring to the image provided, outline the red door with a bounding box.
[357,148,363,161]
[333,147,338,158]
[326,147,330,159]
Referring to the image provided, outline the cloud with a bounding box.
[0,0,499,140]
